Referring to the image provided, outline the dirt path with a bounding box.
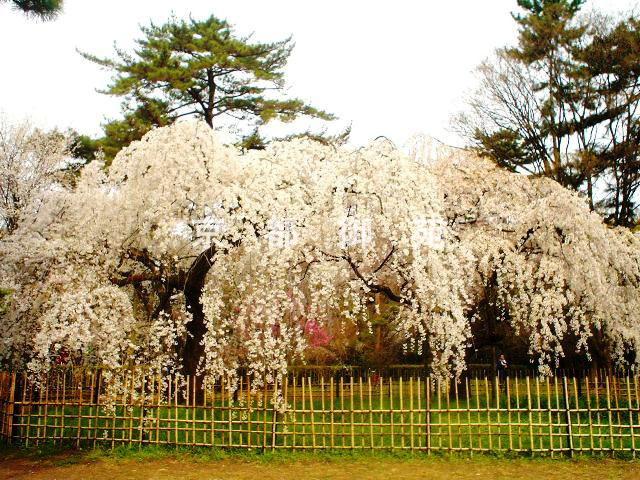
[1,454,639,480]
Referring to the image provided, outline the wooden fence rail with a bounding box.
[1,369,639,456]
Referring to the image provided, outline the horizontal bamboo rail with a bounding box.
[1,369,639,456]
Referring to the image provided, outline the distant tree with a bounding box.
[0,115,68,234]
[575,15,640,226]
[2,0,63,20]
[455,1,640,226]
[80,14,334,159]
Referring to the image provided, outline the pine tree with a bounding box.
[508,0,587,185]
[3,0,63,20]
[79,14,334,145]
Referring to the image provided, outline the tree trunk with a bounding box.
[181,245,216,403]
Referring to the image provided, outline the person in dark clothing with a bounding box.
[497,354,508,381]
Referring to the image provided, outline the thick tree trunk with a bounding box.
[181,246,216,403]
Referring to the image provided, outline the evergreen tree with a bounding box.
[456,1,640,226]
[508,0,587,185]
[2,0,62,20]
[80,14,334,158]
[576,16,640,225]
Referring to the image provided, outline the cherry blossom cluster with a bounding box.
[0,120,638,402]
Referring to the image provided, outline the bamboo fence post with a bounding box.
[282,376,288,449]
[76,369,84,448]
[416,377,422,449]
[166,373,172,447]
[186,374,191,445]
[229,376,235,447]
[301,374,306,449]
[341,377,346,449]
[613,373,623,450]
[474,376,482,452]
[380,375,384,450]
[262,376,268,450]
[211,377,216,448]
[436,378,443,451]
[23,374,30,446]
[573,377,582,452]
[359,377,365,448]
[506,377,513,451]
[330,377,334,449]
[409,377,415,452]
[390,377,395,449]
[63,370,70,446]
[485,376,492,451]
[350,377,355,449]
[202,376,208,447]
[453,379,461,451]
[42,374,50,445]
[128,370,135,447]
[399,377,405,449]
[36,375,43,446]
[555,376,563,455]
[367,377,373,449]
[308,377,315,451]
[110,372,116,449]
[94,371,102,448]
[633,374,640,459]
[293,375,297,448]
[271,377,279,451]
[121,370,128,446]
[220,375,226,447]
[246,375,252,448]
[627,374,635,457]
[87,371,95,447]
[174,375,179,448]
[585,373,594,454]
[91,370,97,446]
[138,369,146,448]
[321,377,327,448]
[515,375,523,451]
[238,376,243,447]
[562,376,574,457]
[595,374,603,453]
[496,375,502,451]
[526,376,533,454]
[446,379,452,452]
[605,375,614,454]
[191,374,196,447]
[53,372,60,447]
[535,376,542,452]
[426,376,431,454]
[465,377,472,455]
[154,373,160,446]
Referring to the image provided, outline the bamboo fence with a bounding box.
[1,369,639,456]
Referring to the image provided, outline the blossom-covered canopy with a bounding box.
[1,121,638,386]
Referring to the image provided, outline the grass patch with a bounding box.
[2,442,640,466]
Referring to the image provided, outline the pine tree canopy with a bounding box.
[4,0,63,20]
[510,0,586,65]
[79,15,334,129]
[515,0,585,18]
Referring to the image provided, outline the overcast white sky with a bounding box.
[0,0,636,147]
